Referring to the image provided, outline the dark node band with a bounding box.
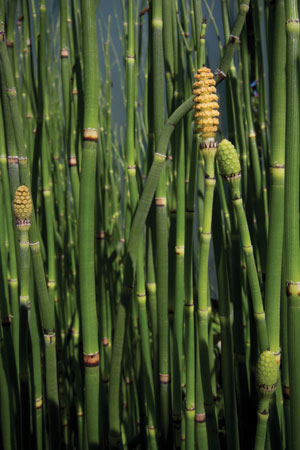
[159,373,171,384]
[60,48,69,58]
[7,156,19,164]
[83,128,98,142]
[83,352,100,367]
[68,157,77,167]
[195,413,206,423]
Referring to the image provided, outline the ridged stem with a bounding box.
[18,227,31,450]
[240,27,267,272]
[184,132,198,450]
[214,0,250,82]
[284,0,300,446]
[108,97,192,449]
[254,396,271,450]
[152,0,170,444]
[0,139,19,381]
[232,196,269,352]
[172,121,185,446]
[197,143,220,450]
[78,0,100,446]
[212,190,240,450]
[0,21,60,449]
[264,0,286,429]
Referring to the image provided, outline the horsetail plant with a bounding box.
[284,0,300,446]
[13,185,32,450]
[217,138,271,448]
[1,1,300,449]
[217,139,269,350]
[255,350,278,450]
[0,19,60,449]
[78,0,101,446]
[194,65,220,450]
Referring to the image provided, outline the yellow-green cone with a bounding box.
[13,185,32,230]
[216,139,241,178]
[256,350,278,396]
[216,139,241,198]
[193,66,220,140]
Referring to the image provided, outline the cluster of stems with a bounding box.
[0,1,297,450]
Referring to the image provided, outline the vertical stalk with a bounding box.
[212,189,240,450]
[194,66,220,450]
[197,143,220,450]
[0,21,60,450]
[240,26,267,272]
[264,0,286,443]
[152,0,169,444]
[172,121,185,447]
[284,0,300,446]
[0,104,19,381]
[13,186,32,450]
[78,0,100,446]
[184,131,199,450]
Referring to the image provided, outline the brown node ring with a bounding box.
[83,128,98,142]
[155,197,166,207]
[68,157,77,167]
[195,413,206,423]
[7,156,19,165]
[95,231,105,240]
[83,352,100,367]
[102,337,109,347]
[159,373,171,384]
[60,48,69,58]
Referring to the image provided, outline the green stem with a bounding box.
[285,0,300,446]
[18,227,31,450]
[78,0,101,446]
[197,143,220,450]
[232,196,268,352]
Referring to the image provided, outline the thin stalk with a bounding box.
[172,121,185,446]
[152,0,169,444]
[0,110,19,381]
[0,338,14,450]
[29,287,43,450]
[78,0,101,446]
[197,143,220,450]
[284,0,300,446]
[184,131,199,450]
[240,26,267,273]
[264,0,286,422]
[193,0,202,66]
[14,201,31,450]
[108,96,193,450]
[213,189,240,450]
[214,0,250,83]
[232,196,268,352]
[0,22,60,449]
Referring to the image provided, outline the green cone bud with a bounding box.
[216,139,241,198]
[217,139,241,178]
[256,350,278,396]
